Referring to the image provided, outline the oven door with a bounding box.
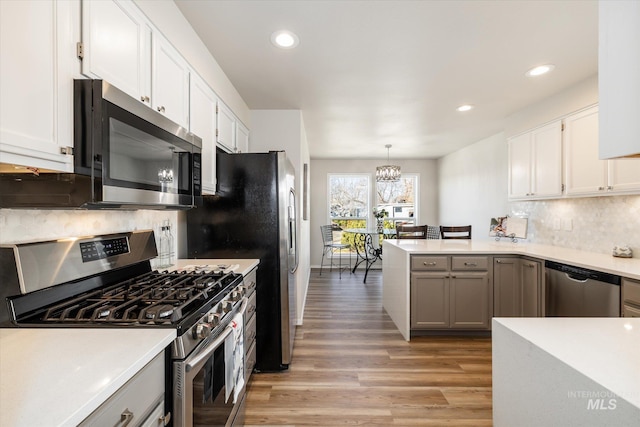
[173,299,248,427]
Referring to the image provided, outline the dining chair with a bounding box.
[426,225,441,239]
[396,225,428,239]
[440,225,472,239]
[319,225,351,278]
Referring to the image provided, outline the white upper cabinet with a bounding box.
[564,106,607,196]
[0,0,79,172]
[508,121,563,199]
[83,0,190,129]
[236,121,250,154]
[216,101,236,152]
[82,0,151,105]
[598,1,640,159]
[189,73,217,194]
[565,105,640,196]
[152,35,190,128]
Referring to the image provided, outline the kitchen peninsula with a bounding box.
[381,239,640,341]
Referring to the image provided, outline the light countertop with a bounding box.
[0,328,176,427]
[383,239,640,280]
[493,318,640,425]
[172,258,259,276]
[494,317,640,410]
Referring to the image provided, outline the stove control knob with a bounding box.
[206,313,221,326]
[223,301,233,313]
[193,322,212,339]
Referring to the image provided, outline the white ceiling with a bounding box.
[174,0,598,160]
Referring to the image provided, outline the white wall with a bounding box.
[505,75,598,138]
[249,110,311,325]
[437,132,508,239]
[310,159,439,267]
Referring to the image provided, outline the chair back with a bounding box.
[426,225,441,240]
[440,225,472,239]
[321,224,338,246]
[396,225,428,239]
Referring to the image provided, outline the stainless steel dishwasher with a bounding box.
[545,260,621,317]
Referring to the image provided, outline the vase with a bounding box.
[376,218,384,232]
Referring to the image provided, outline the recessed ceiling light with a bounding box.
[526,64,555,77]
[271,30,299,49]
[456,104,474,112]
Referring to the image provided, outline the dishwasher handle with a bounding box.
[565,272,588,283]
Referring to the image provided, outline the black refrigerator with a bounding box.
[186,150,298,371]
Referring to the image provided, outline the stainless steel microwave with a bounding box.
[0,79,202,210]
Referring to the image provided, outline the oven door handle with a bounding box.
[185,325,233,373]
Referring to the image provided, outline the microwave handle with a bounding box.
[186,325,233,373]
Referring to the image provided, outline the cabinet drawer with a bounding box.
[244,268,257,297]
[623,304,640,318]
[622,278,640,305]
[411,256,448,271]
[244,311,256,349]
[452,256,489,271]
[245,341,256,379]
[246,290,257,320]
[80,352,165,426]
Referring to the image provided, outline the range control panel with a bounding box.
[80,236,130,262]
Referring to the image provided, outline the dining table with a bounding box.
[342,228,396,283]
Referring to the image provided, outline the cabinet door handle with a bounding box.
[496,259,502,264]
[464,262,477,267]
[140,95,150,103]
[423,261,437,266]
[607,186,613,191]
[157,106,166,113]
[159,412,171,426]
[598,186,605,191]
[119,409,134,427]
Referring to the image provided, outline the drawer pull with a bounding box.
[119,409,134,427]
[423,261,437,266]
[464,262,477,267]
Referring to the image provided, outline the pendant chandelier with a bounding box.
[376,144,401,182]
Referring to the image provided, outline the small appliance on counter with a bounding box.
[0,230,249,427]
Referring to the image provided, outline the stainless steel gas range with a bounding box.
[0,230,249,427]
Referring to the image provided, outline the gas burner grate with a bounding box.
[40,270,239,325]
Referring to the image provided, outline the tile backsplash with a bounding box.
[0,209,178,267]
[510,195,640,255]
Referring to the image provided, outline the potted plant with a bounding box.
[372,208,388,232]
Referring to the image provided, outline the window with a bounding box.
[328,174,370,230]
[327,174,369,255]
[376,174,418,228]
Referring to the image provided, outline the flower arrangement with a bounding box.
[373,208,388,219]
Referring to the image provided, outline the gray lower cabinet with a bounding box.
[622,277,640,318]
[521,258,542,317]
[243,267,257,379]
[494,257,521,317]
[494,257,542,317]
[411,255,492,330]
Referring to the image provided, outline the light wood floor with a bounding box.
[243,269,493,426]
